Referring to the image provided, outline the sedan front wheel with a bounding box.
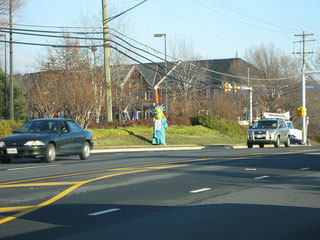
[42,143,56,163]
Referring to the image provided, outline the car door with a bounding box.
[279,120,287,142]
[56,121,75,155]
[66,120,85,153]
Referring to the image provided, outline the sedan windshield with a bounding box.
[16,120,58,133]
[252,120,278,129]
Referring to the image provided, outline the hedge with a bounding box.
[0,120,23,138]
[190,115,248,138]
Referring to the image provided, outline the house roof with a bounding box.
[127,58,259,89]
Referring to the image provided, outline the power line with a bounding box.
[0,25,299,82]
[107,0,147,23]
[0,27,241,84]
[214,0,298,32]
[153,0,242,49]
[108,27,299,81]
[194,0,293,34]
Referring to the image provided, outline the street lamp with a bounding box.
[0,34,7,109]
[154,33,168,117]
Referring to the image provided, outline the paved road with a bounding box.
[1,146,320,239]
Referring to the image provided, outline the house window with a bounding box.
[145,91,153,100]
[206,89,211,99]
[138,91,144,99]
[213,89,219,98]
[146,109,153,119]
[129,78,140,88]
[130,91,137,99]
[58,111,65,118]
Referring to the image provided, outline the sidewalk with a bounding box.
[91,144,298,153]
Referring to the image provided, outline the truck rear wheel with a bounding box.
[285,137,290,147]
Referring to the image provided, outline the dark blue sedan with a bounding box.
[0,118,94,163]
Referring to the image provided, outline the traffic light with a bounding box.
[224,82,229,92]
[296,107,307,117]
[233,84,237,93]
[296,107,302,117]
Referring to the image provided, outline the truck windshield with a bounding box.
[253,120,277,129]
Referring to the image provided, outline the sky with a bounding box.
[1,0,319,73]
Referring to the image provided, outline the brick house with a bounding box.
[117,57,260,120]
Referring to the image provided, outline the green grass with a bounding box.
[90,125,246,147]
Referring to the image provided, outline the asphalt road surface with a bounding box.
[1,146,320,240]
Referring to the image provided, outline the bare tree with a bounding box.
[22,72,62,118]
[0,0,24,27]
[168,38,209,116]
[73,6,132,122]
[23,37,105,128]
[245,44,300,114]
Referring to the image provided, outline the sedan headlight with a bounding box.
[24,141,45,146]
[0,141,5,148]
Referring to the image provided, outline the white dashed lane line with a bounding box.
[299,167,311,171]
[7,164,61,171]
[190,188,212,194]
[88,208,121,216]
[254,175,270,180]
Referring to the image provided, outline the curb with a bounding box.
[92,145,233,153]
[91,144,311,154]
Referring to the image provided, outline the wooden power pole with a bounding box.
[102,0,113,122]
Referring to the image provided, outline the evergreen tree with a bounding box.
[0,68,27,121]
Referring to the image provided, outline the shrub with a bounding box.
[167,117,191,126]
[0,120,23,138]
[190,115,247,138]
[309,135,320,143]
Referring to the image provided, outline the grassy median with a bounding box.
[90,125,246,147]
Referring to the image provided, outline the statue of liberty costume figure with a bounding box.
[152,105,168,145]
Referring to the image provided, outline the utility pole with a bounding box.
[102,0,113,122]
[9,0,14,120]
[293,30,315,144]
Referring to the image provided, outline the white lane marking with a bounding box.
[190,188,211,194]
[299,167,310,171]
[305,153,320,155]
[254,175,270,180]
[7,164,61,171]
[245,168,257,171]
[88,208,120,216]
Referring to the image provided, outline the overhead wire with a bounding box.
[153,0,242,49]
[106,0,147,23]
[193,0,293,34]
[0,27,239,86]
[0,25,299,85]
[107,27,300,81]
[0,24,300,81]
[214,0,298,32]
